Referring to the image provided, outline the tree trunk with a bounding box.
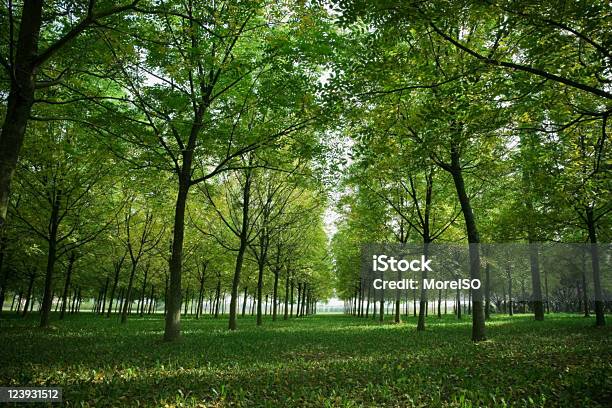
[139,264,149,317]
[456,287,461,319]
[229,169,251,330]
[60,251,76,319]
[0,238,6,315]
[284,272,289,320]
[581,251,589,317]
[484,258,491,320]
[255,260,265,325]
[586,208,605,326]
[417,243,430,330]
[297,283,302,316]
[184,287,189,315]
[0,0,44,231]
[40,190,61,328]
[197,271,205,319]
[22,272,35,317]
[290,279,294,317]
[214,277,221,318]
[449,144,485,341]
[394,270,401,323]
[272,269,280,321]
[241,286,248,317]
[508,267,513,316]
[148,285,155,314]
[528,242,544,320]
[164,173,190,341]
[107,258,123,317]
[100,276,109,316]
[121,262,138,324]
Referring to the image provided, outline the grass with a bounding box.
[1,312,610,407]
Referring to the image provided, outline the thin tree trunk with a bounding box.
[164,175,190,341]
[148,285,155,314]
[139,264,149,317]
[100,276,109,316]
[417,244,430,330]
[107,256,124,317]
[40,190,61,328]
[290,279,294,317]
[256,257,265,325]
[586,208,605,326]
[0,239,6,315]
[284,272,289,320]
[449,143,485,341]
[484,259,491,320]
[229,168,251,330]
[296,282,301,318]
[214,277,221,319]
[60,251,75,320]
[272,269,279,322]
[241,286,248,317]
[22,273,35,317]
[121,262,138,324]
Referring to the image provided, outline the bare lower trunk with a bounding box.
[284,272,289,320]
[107,259,122,317]
[256,260,265,325]
[164,176,190,341]
[40,192,61,328]
[22,273,35,317]
[60,252,76,319]
[528,241,544,321]
[121,262,138,324]
[586,208,605,326]
[449,144,485,341]
[241,286,248,317]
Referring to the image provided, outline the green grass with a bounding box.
[1,313,610,407]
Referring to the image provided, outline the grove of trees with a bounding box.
[1,0,610,344]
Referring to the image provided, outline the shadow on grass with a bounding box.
[1,313,610,406]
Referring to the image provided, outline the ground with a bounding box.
[1,313,610,407]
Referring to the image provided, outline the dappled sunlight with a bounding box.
[2,314,610,406]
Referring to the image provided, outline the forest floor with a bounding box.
[1,313,610,407]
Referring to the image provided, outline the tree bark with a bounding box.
[241,286,248,317]
[0,238,6,315]
[121,261,138,324]
[284,271,290,320]
[528,241,544,320]
[272,268,280,321]
[21,272,35,317]
[196,269,206,319]
[100,276,109,316]
[106,256,124,317]
[60,251,76,319]
[484,259,491,320]
[0,0,44,231]
[586,208,605,326]
[164,174,190,341]
[40,190,61,328]
[229,168,251,330]
[139,264,149,317]
[449,142,485,341]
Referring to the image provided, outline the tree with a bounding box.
[0,0,141,230]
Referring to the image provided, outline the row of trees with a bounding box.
[0,1,609,343]
[330,0,610,340]
[0,0,335,339]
